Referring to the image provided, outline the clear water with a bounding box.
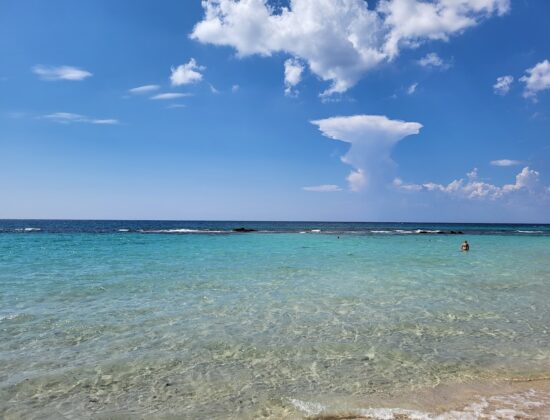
[1,221,550,418]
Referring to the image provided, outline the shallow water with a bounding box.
[1,221,550,418]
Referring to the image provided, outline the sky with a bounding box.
[1,0,549,222]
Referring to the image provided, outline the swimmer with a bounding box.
[461,240,470,252]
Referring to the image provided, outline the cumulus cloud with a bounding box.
[311,115,422,191]
[32,65,92,81]
[493,75,513,95]
[150,93,191,100]
[490,159,521,167]
[129,84,160,94]
[520,59,550,100]
[379,0,509,58]
[284,58,304,96]
[191,0,507,96]
[394,166,547,200]
[302,184,342,192]
[170,58,205,86]
[417,52,449,69]
[42,112,118,125]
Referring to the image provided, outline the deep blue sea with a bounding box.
[1,220,550,418]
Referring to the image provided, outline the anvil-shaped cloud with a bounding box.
[311,115,422,191]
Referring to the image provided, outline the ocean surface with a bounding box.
[1,220,550,419]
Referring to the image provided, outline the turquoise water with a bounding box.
[1,223,550,418]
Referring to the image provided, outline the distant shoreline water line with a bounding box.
[0,219,549,235]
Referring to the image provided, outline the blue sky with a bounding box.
[1,0,549,222]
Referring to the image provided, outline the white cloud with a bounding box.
[302,184,342,192]
[393,177,423,191]
[150,93,191,100]
[129,84,160,94]
[91,119,119,125]
[520,59,550,100]
[407,82,418,95]
[493,75,513,95]
[284,58,304,96]
[490,159,521,167]
[394,166,547,200]
[191,0,506,96]
[209,83,220,94]
[417,52,449,69]
[231,84,240,92]
[32,65,92,81]
[311,115,422,191]
[170,58,205,86]
[379,0,509,58]
[167,104,186,109]
[42,112,118,125]
[346,169,367,192]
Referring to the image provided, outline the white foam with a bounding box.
[0,313,22,321]
[357,407,431,419]
[395,229,414,234]
[15,227,41,232]
[289,398,326,416]
[371,230,393,234]
[289,389,550,419]
[516,230,543,234]
[139,229,224,234]
[118,229,130,232]
[310,229,321,233]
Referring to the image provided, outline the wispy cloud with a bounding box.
[129,84,160,94]
[490,159,522,167]
[170,58,205,86]
[302,184,342,192]
[32,65,92,81]
[493,75,514,95]
[150,93,191,100]
[407,82,418,95]
[166,104,186,109]
[42,112,118,125]
[231,84,240,93]
[417,53,450,69]
[311,115,422,192]
[209,83,220,94]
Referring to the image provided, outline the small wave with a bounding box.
[14,227,41,232]
[289,399,326,417]
[118,229,130,232]
[371,230,394,234]
[395,229,414,234]
[0,313,33,322]
[516,230,543,234]
[290,388,550,419]
[310,229,321,233]
[139,229,225,234]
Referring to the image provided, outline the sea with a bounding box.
[1,220,550,419]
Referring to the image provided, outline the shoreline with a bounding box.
[288,377,550,419]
